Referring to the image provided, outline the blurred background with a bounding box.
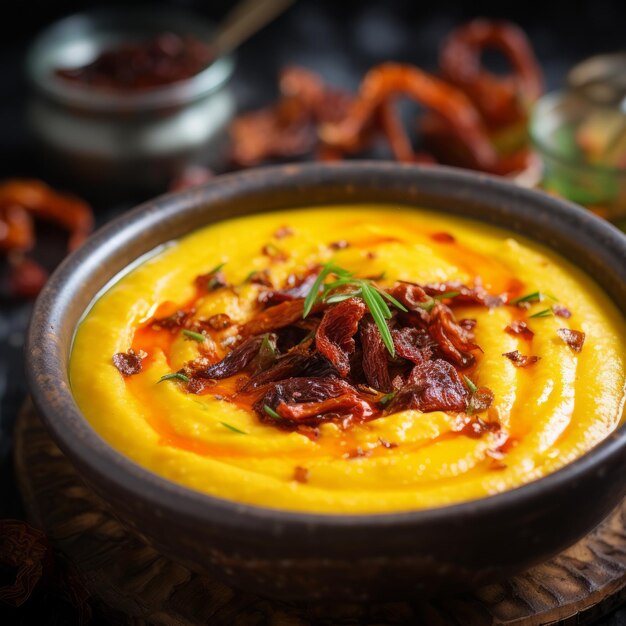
[1,0,626,623]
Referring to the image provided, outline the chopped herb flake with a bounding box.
[158,372,189,383]
[463,375,478,394]
[182,329,206,342]
[220,422,247,434]
[263,405,282,420]
[528,308,553,319]
[511,291,544,305]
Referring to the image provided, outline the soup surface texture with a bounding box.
[70,206,626,513]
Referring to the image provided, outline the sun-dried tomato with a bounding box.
[428,303,479,368]
[316,298,366,378]
[556,328,585,353]
[243,299,310,336]
[258,270,319,306]
[193,335,264,379]
[424,281,504,308]
[255,376,371,424]
[389,359,468,413]
[392,327,434,364]
[360,316,393,392]
[276,394,374,422]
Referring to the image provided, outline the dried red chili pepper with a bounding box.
[319,63,497,170]
[439,19,543,130]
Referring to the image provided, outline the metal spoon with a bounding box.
[211,0,296,57]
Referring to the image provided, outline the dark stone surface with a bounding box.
[2,0,626,622]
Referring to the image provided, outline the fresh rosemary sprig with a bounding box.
[302,262,407,357]
[182,329,206,342]
[510,291,544,305]
[220,422,247,434]
[158,372,190,383]
[378,391,397,407]
[418,290,461,312]
[263,404,282,420]
[463,375,478,394]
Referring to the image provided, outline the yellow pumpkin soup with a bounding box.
[70,206,626,513]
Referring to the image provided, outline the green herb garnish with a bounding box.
[254,333,277,372]
[510,291,544,305]
[158,372,190,383]
[435,291,461,300]
[209,262,226,274]
[418,290,461,312]
[379,391,397,407]
[529,308,554,319]
[263,405,282,420]
[302,262,407,357]
[220,422,247,434]
[463,375,478,394]
[182,329,206,342]
[243,269,257,283]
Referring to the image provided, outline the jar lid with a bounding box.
[567,52,626,110]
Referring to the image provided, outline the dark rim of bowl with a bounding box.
[26,6,236,112]
[26,162,626,536]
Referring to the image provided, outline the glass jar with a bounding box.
[529,53,626,224]
[26,7,236,196]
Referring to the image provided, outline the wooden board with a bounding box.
[14,402,626,625]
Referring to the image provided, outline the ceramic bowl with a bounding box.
[26,163,626,600]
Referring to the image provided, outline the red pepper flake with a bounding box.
[552,304,572,319]
[195,269,226,291]
[262,243,288,262]
[248,269,273,287]
[505,320,534,341]
[206,313,232,330]
[557,328,585,353]
[502,350,541,368]
[378,437,398,449]
[112,349,146,377]
[431,232,456,243]
[274,225,294,239]
[366,251,377,260]
[330,240,350,250]
[151,309,192,331]
[293,466,309,483]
